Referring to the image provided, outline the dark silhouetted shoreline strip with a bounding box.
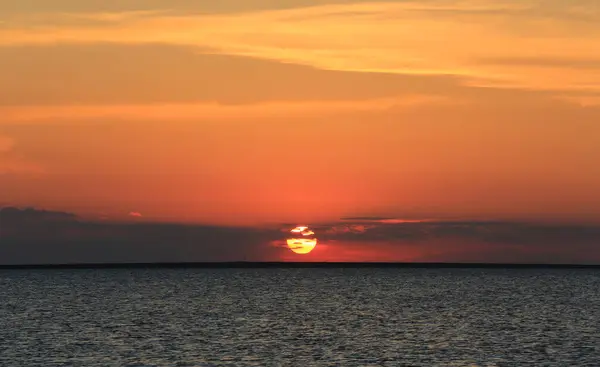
[0,262,599,270]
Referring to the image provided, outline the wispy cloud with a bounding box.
[1,1,599,96]
[341,216,432,224]
[0,96,448,124]
[479,57,600,70]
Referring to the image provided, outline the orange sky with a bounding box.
[1,0,600,227]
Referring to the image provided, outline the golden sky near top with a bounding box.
[2,0,600,94]
[1,0,600,225]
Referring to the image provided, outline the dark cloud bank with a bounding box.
[0,207,281,264]
[1,207,600,265]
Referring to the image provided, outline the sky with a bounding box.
[1,0,600,263]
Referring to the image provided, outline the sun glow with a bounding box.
[287,225,317,254]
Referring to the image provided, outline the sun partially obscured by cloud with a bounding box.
[3,207,600,264]
[1,0,599,100]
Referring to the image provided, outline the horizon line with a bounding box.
[1,262,599,270]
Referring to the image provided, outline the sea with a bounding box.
[0,267,599,366]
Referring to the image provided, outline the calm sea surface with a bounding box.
[0,268,599,366]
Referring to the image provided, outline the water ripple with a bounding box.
[0,268,599,366]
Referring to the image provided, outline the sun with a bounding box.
[287,226,317,254]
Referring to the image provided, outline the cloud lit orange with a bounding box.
[1,1,599,98]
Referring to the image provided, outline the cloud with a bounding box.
[314,219,600,263]
[0,43,462,107]
[0,207,283,264]
[341,216,432,223]
[0,1,599,97]
[128,211,142,217]
[323,224,374,235]
[2,207,600,264]
[0,0,392,17]
[0,97,448,124]
[321,219,600,246]
[479,57,600,70]
[0,206,76,223]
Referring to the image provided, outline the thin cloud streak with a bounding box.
[0,96,449,124]
[341,217,433,224]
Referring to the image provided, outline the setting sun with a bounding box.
[287,226,318,254]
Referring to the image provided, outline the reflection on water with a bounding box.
[1,268,599,366]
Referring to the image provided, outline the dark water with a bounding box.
[1,268,599,366]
